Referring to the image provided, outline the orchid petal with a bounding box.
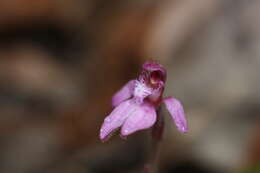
[100,100,135,141]
[163,97,188,133]
[112,80,136,107]
[121,103,156,136]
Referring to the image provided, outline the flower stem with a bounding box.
[143,107,164,173]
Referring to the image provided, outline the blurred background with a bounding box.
[0,0,259,173]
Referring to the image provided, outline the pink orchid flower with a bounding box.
[99,61,188,141]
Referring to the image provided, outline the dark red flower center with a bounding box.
[150,71,162,83]
[149,70,164,88]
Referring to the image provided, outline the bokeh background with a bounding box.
[0,0,259,173]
